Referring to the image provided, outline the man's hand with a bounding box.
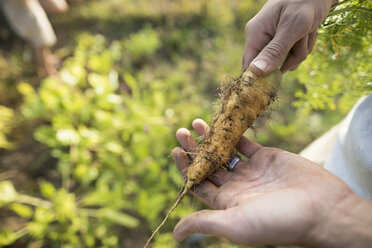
[172,119,372,247]
[242,0,338,75]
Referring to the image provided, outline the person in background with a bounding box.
[1,0,78,76]
[171,0,372,247]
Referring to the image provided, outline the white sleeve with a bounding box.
[2,0,57,47]
[324,94,372,201]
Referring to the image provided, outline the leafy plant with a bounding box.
[292,0,372,114]
[0,106,14,149]
[1,31,208,247]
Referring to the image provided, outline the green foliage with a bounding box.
[152,232,177,248]
[0,106,15,149]
[8,31,207,246]
[0,181,17,207]
[124,27,162,60]
[10,203,33,218]
[292,0,372,114]
[0,229,19,246]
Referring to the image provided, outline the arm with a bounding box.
[172,119,372,247]
[242,0,339,75]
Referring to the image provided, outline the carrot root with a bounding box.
[143,184,192,248]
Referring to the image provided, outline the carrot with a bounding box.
[144,69,282,248]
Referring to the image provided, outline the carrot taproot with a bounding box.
[144,69,282,248]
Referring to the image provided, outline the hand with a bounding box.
[242,0,338,75]
[172,119,372,247]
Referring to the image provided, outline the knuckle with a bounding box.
[245,18,262,34]
[244,21,253,33]
[281,6,314,34]
[264,42,285,60]
[293,11,314,30]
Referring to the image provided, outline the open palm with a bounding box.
[172,119,353,247]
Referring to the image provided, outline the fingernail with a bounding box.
[176,128,190,136]
[192,119,202,125]
[251,59,268,72]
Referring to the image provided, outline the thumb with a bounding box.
[173,209,232,241]
[249,31,294,76]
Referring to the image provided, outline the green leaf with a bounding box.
[10,203,33,218]
[56,128,80,146]
[53,189,76,223]
[123,73,140,99]
[73,164,99,183]
[17,82,35,96]
[153,233,177,248]
[34,126,59,147]
[124,27,161,59]
[0,181,17,207]
[39,181,56,198]
[0,106,15,149]
[34,207,54,223]
[98,208,139,228]
[27,222,46,238]
[102,235,118,246]
[0,229,18,246]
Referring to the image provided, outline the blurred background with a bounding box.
[0,0,370,247]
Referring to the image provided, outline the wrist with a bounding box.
[309,193,372,247]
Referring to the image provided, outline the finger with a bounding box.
[174,208,248,244]
[191,181,220,208]
[249,25,304,76]
[236,136,262,158]
[280,35,308,73]
[224,156,247,173]
[249,34,292,75]
[242,1,282,73]
[242,22,272,72]
[307,31,318,53]
[192,118,209,136]
[207,167,231,187]
[174,209,228,241]
[176,128,198,158]
[172,147,191,177]
[289,64,299,71]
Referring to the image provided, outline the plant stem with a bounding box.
[328,6,372,17]
[14,227,29,239]
[16,194,53,209]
